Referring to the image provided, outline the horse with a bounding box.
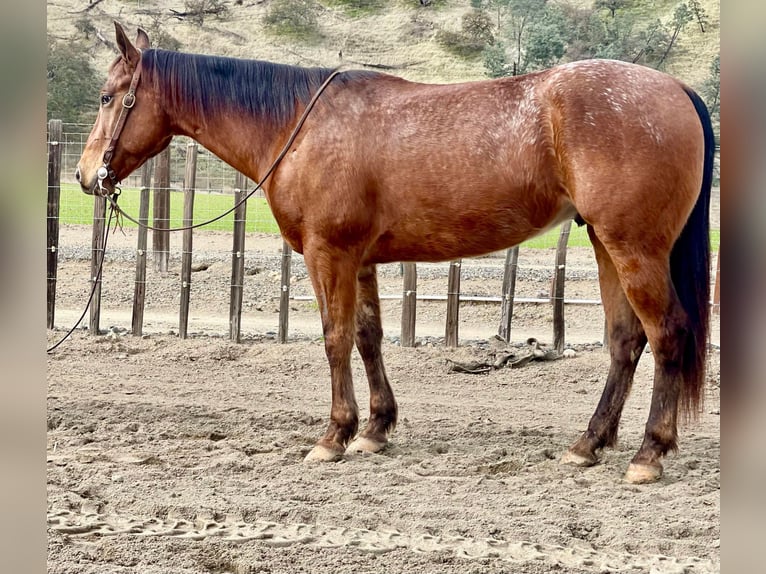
[76,23,713,484]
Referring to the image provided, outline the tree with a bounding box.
[687,0,709,33]
[701,53,719,125]
[462,9,494,46]
[558,4,610,61]
[594,0,633,19]
[656,2,693,68]
[630,18,670,65]
[484,0,568,76]
[483,42,511,77]
[505,0,547,75]
[521,4,568,71]
[471,0,512,30]
[46,38,101,123]
[437,9,495,58]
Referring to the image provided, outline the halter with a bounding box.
[97,52,143,195]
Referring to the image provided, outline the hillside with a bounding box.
[47,0,718,89]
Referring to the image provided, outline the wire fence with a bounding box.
[58,123,274,229]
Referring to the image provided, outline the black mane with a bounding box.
[141,49,378,125]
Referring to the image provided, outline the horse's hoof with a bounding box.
[346,436,387,455]
[560,449,598,467]
[624,462,663,484]
[304,444,343,463]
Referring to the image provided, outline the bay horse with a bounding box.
[76,23,713,484]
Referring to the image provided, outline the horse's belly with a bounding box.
[366,199,577,264]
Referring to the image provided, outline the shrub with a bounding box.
[146,17,182,51]
[325,0,385,16]
[462,9,494,45]
[183,0,230,26]
[263,0,320,39]
[437,9,493,58]
[47,38,101,123]
[74,16,96,39]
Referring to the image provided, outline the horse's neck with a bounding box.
[148,52,330,181]
[170,111,280,181]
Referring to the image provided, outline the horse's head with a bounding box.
[76,22,172,195]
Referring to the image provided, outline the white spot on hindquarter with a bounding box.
[553,59,674,146]
[603,87,624,113]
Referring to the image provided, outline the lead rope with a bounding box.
[47,200,118,353]
[48,70,341,352]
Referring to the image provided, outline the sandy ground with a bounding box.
[47,225,720,573]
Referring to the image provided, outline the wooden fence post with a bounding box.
[131,159,153,336]
[712,246,720,315]
[179,142,197,339]
[229,172,248,342]
[401,262,417,347]
[498,246,519,342]
[552,221,572,352]
[278,240,292,343]
[47,119,63,329]
[153,146,171,272]
[445,259,462,347]
[88,196,107,335]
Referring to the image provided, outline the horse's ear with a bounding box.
[135,27,150,50]
[114,21,140,68]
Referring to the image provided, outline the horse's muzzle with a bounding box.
[75,165,112,196]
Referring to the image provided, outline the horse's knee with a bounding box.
[323,330,354,369]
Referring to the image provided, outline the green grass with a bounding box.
[522,225,591,249]
[59,183,280,234]
[522,225,720,251]
[58,183,720,251]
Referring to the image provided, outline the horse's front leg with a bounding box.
[303,247,360,462]
[347,265,398,455]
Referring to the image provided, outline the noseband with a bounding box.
[97,53,143,195]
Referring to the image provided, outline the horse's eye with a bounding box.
[100,94,113,106]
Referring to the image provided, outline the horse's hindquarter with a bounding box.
[284,74,573,264]
[541,60,705,241]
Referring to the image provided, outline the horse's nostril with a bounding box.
[75,167,82,183]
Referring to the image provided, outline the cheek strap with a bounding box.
[99,52,143,192]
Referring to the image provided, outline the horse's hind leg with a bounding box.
[562,227,647,466]
[347,265,398,454]
[622,270,691,484]
[302,247,361,463]
[586,229,692,483]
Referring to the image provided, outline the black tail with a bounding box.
[672,86,714,419]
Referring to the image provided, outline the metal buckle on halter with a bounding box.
[122,91,136,109]
[96,165,109,195]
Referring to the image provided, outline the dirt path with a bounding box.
[47,226,720,573]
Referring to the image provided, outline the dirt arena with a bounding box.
[47,225,720,573]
